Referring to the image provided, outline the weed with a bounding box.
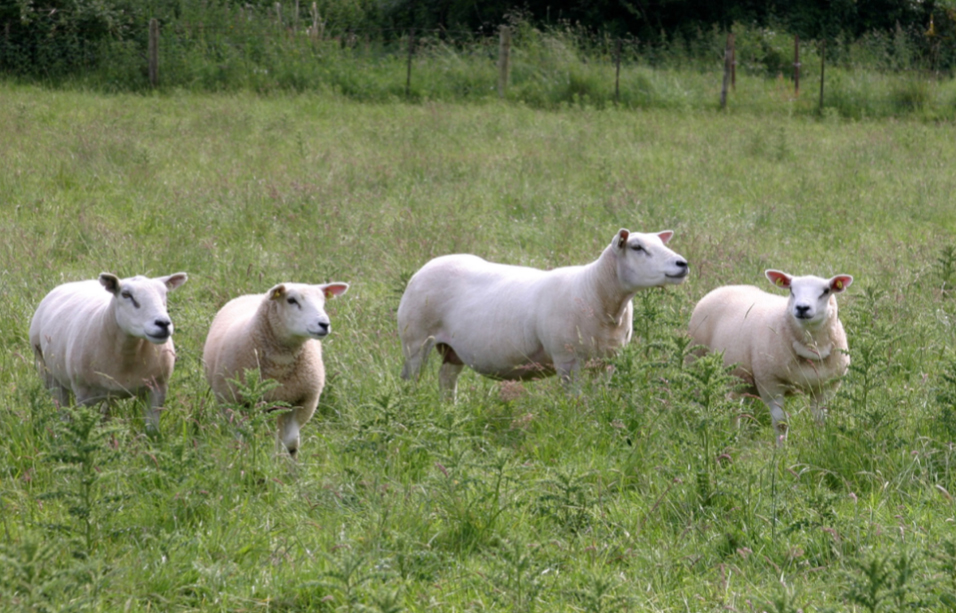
[843,549,925,613]
[677,351,740,505]
[38,405,124,557]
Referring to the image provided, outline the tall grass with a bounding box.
[2,85,956,610]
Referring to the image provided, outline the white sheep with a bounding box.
[29,272,189,430]
[202,282,349,456]
[688,270,854,442]
[397,228,689,396]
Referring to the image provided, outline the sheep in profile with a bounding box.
[29,272,189,431]
[397,228,689,397]
[203,282,349,456]
[688,270,853,442]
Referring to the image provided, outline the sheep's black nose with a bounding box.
[155,319,171,330]
[795,305,811,317]
[317,322,330,334]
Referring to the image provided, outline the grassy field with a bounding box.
[2,83,956,611]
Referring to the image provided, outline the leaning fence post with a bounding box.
[730,32,736,90]
[148,18,159,88]
[614,38,622,104]
[405,28,415,98]
[309,3,321,44]
[794,34,800,97]
[497,25,512,99]
[720,32,732,109]
[819,38,826,112]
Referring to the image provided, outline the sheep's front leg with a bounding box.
[277,411,301,457]
[555,357,581,394]
[809,392,829,426]
[438,363,464,402]
[760,392,788,445]
[146,386,167,433]
[437,343,464,402]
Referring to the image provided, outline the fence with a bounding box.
[3,7,955,117]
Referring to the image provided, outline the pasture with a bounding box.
[2,83,956,611]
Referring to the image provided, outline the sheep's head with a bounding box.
[267,282,349,342]
[766,270,853,328]
[100,272,188,344]
[612,228,689,290]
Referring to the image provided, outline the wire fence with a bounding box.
[3,6,956,116]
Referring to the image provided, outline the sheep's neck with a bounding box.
[101,304,154,362]
[258,304,308,356]
[588,250,633,326]
[791,320,836,361]
[792,339,833,361]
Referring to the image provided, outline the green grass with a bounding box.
[2,83,956,611]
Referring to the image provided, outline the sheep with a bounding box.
[202,282,349,457]
[397,228,689,397]
[29,272,189,431]
[687,270,854,442]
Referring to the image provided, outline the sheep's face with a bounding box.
[268,282,350,341]
[613,229,690,290]
[100,272,188,344]
[766,270,853,329]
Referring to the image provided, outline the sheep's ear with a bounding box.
[268,284,287,300]
[321,283,349,299]
[829,275,853,293]
[657,230,674,244]
[99,273,121,295]
[162,272,188,291]
[765,270,792,289]
[614,229,630,251]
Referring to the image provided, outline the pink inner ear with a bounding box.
[831,275,853,292]
[323,283,349,298]
[766,271,792,289]
[657,231,674,244]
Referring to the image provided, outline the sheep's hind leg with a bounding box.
[36,353,70,408]
[437,344,464,402]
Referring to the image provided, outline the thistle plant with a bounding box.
[38,404,124,557]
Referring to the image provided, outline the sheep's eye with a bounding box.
[287,297,298,306]
[121,291,132,300]
[631,244,646,253]
[821,288,830,297]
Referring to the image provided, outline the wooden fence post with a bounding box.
[309,2,322,44]
[148,18,159,88]
[720,32,732,109]
[405,28,415,98]
[614,38,622,104]
[730,33,736,90]
[819,38,826,112]
[497,26,511,99]
[794,34,800,97]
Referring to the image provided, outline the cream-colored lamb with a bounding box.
[29,272,189,430]
[397,228,689,397]
[203,282,349,456]
[688,270,853,442]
